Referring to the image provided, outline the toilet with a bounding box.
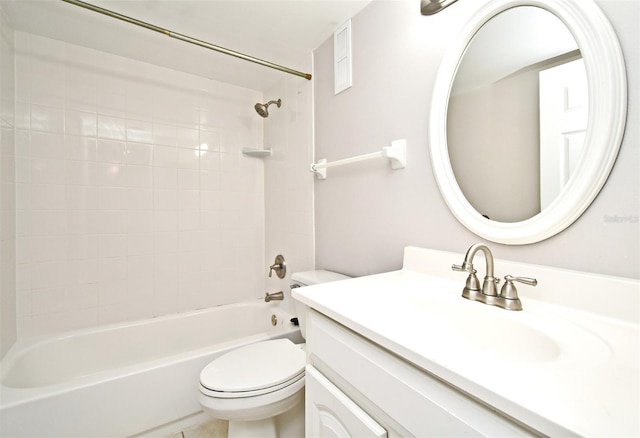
[198,270,349,438]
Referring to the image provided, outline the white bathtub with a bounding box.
[0,301,303,437]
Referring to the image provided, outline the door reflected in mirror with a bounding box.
[447,6,587,223]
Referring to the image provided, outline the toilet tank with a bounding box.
[291,270,350,340]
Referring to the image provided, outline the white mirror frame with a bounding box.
[429,0,627,244]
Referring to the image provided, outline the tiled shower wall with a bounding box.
[0,8,16,358]
[14,32,266,338]
[264,74,315,311]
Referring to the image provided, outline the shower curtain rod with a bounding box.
[61,0,312,81]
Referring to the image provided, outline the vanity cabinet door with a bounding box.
[306,365,387,438]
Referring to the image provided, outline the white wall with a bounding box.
[313,0,639,279]
[0,6,16,358]
[13,32,267,338]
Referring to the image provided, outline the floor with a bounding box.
[168,419,229,438]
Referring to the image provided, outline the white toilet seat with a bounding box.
[199,338,305,399]
[198,338,306,423]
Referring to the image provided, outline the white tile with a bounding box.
[65,109,97,137]
[178,190,199,211]
[30,131,65,158]
[152,123,176,146]
[97,279,127,307]
[178,231,203,253]
[30,104,64,135]
[31,158,66,184]
[154,253,178,289]
[126,165,152,188]
[66,84,97,113]
[95,210,126,234]
[153,189,177,210]
[126,210,153,233]
[65,161,98,186]
[199,171,220,191]
[98,257,126,282]
[31,261,68,290]
[178,147,200,169]
[125,188,153,211]
[200,191,222,211]
[178,251,201,277]
[67,283,98,309]
[30,236,67,263]
[98,234,126,258]
[97,139,126,163]
[176,127,199,149]
[154,210,178,232]
[66,185,98,210]
[199,151,221,172]
[67,234,99,260]
[178,168,199,190]
[153,144,178,168]
[126,142,152,165]
[31,286,68,315]
[97,115,126,140]
[30,184,65,210]
[126,256,154,297]
[98,186,127,210]
[154,232,178,254]
[96,92,126,118]
[178,211,200,231]
[65,136,97,161]
[30,67,65,108]
[126,120,153,144]
[67,259,99,285]
[154,167,177,189]
[199,210,221,231]
[127,233,154,256]
[98,163,127,187]
[66,210,100,235]
[126,96,154,122]
[30,210,68,236]
[200,130,221,152]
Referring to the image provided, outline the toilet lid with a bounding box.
[200,339,305,394]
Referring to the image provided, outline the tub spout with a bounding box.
[264,291,284,302]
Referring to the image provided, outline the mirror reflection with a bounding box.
[447,6,587,223]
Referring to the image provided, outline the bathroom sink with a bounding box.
[393,279,612,366]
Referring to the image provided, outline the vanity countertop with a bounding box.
[293,247,640,437]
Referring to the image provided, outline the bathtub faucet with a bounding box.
[264,291,284,302]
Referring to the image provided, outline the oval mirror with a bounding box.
[429,0,627,244]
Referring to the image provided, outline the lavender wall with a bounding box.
[314,0,639,279]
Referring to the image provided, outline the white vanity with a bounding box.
[292,246,639,437]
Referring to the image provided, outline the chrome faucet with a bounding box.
[452,243,537,311]
[264,291,284,302]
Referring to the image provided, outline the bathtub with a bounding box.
[0,301,303,437]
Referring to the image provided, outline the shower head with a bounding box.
[254,99,281,118]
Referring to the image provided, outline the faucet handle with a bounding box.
[268,254,286,279]
[500,275,537,300]
[452,262,475,274]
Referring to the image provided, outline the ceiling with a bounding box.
[0,0,372,91]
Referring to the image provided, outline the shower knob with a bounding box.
[268,254,286,279]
